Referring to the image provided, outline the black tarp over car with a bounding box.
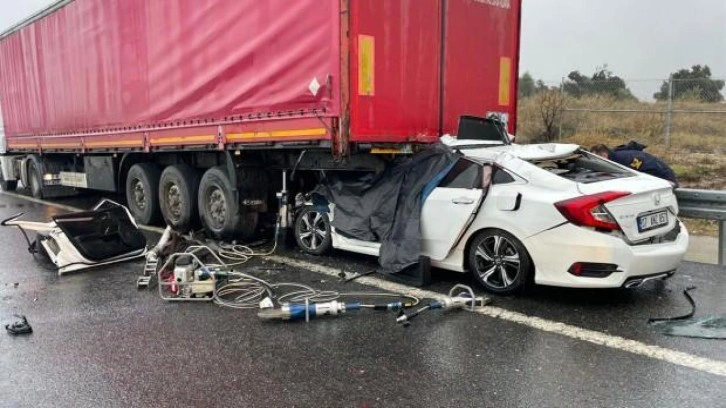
[313,144,459,274]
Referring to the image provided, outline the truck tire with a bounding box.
[126,163,162,225]
[27,159,43,198]
[159,164,200,232]
[198,166,257,240]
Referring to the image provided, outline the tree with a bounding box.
[535,79,550,93]
[563,71,589,98]
[518,72,535,98]
[563,66,635,100]
[654,65,724,103]
[534,88,565,142]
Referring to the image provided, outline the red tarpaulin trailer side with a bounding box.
[0,0,340,138]
[442,0,521,134]
[348,0,443,143]
[0,0,521,152]
[348,0,521,142]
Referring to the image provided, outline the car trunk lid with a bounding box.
[578,176,678,242]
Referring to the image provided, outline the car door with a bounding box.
[421,158,490,260]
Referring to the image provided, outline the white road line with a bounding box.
[1,191,80,212]
[4,191,726,377]
[268,256,726,378]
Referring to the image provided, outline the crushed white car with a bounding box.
[294,137,688,294]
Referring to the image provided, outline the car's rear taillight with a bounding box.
[555,191,631,231]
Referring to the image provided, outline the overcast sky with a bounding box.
[1,0,725,86]
[520,0,726,85]
[0,0,54,33]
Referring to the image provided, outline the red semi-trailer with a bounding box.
[0,0,521,238]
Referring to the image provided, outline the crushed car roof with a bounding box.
[440,135,581,162]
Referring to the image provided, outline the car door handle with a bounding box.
[452,197,475,205]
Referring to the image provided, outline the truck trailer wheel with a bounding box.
[126,163,162,225]
[198,166,257,240]
[159,164,200,232]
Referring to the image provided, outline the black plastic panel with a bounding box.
[84,156,117,192]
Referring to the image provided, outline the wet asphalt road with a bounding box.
[0,191,725,408]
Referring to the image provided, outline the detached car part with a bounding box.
[5,315,33,335]
[1,199,147,275]
[648,287,726,340]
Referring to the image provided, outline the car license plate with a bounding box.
[637,210,668,232]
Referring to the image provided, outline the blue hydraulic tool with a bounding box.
[257,298,412,322]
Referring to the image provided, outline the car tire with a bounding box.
[159,164,200,232]
[27,159,43,198]
[125,163,162,225]
[294,206,332,255]
[467,229,532,295]
[198,166,257,240]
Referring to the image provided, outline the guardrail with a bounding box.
[675,188,726,265]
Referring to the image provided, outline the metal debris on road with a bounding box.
[340,269,376,283]
[5,315,32,335]
[649,287,726,339]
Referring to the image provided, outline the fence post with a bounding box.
[720,220,725,266]
[664,75,673,148]
[558,77,565,142]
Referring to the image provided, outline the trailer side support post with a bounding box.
[276,169,291,248]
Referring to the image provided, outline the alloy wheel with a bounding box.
[473,234,522,290]
[298,210,328,250]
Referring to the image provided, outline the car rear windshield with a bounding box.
[532,151,633,183]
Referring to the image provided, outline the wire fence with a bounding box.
[517,77,726,153]
[516,76,726,192]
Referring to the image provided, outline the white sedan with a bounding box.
[294,139,689,294]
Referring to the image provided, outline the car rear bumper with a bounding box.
[524,221,689,288]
